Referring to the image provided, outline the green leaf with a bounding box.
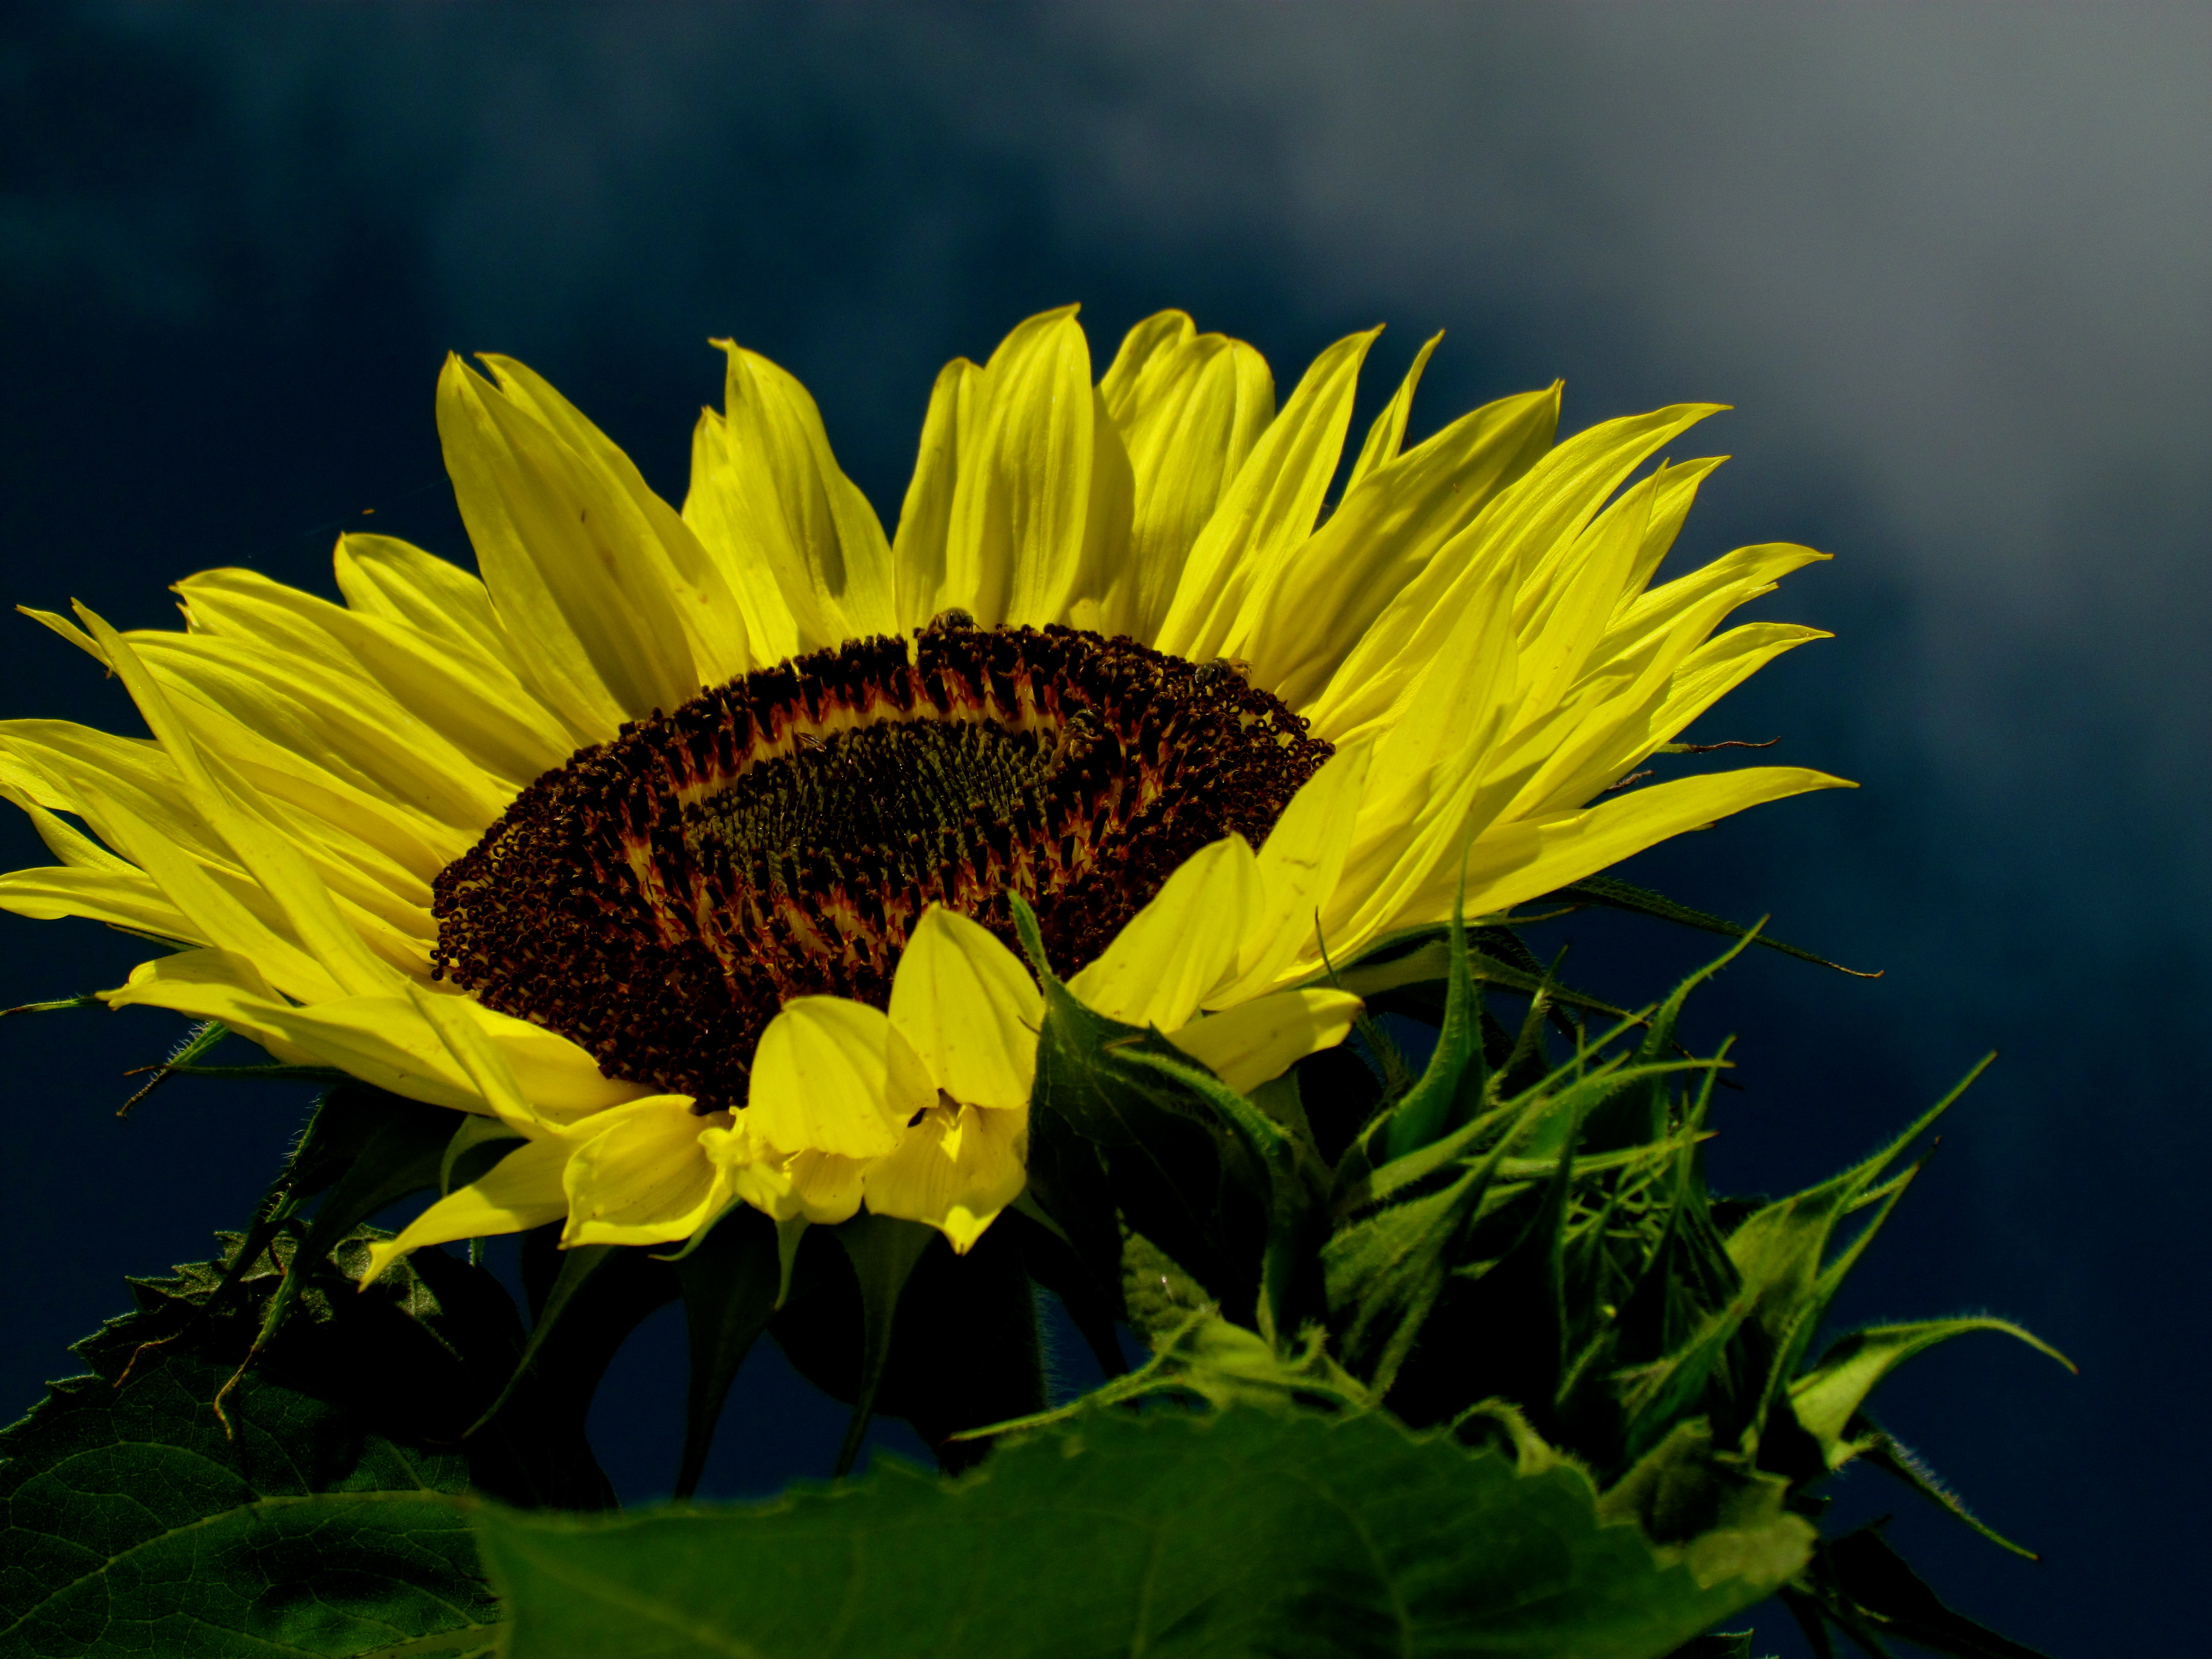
[1556,875,1877,978]
[0,1230,503,1659]
[1665,1635,1756,1659]
[472,1406,1814,1659]
[247,1087,463,1369]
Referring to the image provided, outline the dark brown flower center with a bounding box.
[431,619,1332,1108]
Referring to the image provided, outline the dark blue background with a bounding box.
[6,6,2205,1652]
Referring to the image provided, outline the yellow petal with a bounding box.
[863,1100,1028,1254]
[1306,397,1703,741]
[1167,988,1364,1096]
[1068,835,1262,1031]
[1616,456,1728,603]
[1209,743,1371,1007]
[705,1114,873,1227]
[360,1136,571,1286]
[888,357,985,630]
[690,342,896,654]
[562,1097,726,1247]
[178,565,573,790]
[747,997,928,1158]
[944,308,1132,631]
[1100,311,1277,641]
[408,980,564,1135]
[1234,385,1560,712]
[1153,327,1379,664]
[1342,330,1442,495]
[484,354,755,687]
[887,904,1041,1111]
[1443,767,1856,924]
[437,353,697,732]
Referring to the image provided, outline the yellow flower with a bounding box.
[0,306,1846,1267]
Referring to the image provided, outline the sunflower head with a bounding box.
[0,303,1847,1270]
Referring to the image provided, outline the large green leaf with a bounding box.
[471,1405,1814,1659]
[0,1230,505,1659]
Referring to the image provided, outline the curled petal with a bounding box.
[749,997,931,1158]
[864,1100,1029,1254]
[888,904,1041,1111]
[1168,988,1364,1097]
[359,1137,570,1286]
[562,1096,728,1248]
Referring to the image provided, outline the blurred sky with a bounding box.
[4,5,2207,1652]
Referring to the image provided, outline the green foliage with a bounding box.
[5,885,2067,1658]
[0,1228,505,1659]
[471,1405,1812,1659]
[1002,907,2064,1658]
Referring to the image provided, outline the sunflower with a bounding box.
[0,305,1844,1274]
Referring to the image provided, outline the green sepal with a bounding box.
[1800,1524,2055,1659]
[0,991,101,1017]
[1003,1199,1128,1382]
[1328,927,1635,1027]
[1854,1431,2042,1561]
[469,1239,677,1480]
[769,1219,1045,1474]
[827,1212,938,1477]
[950,1311,1371,1440]
[670,1205,785,1500]
[466,1243,615,1437]
[1791,1316,2073,1468]
[1379,879,1488,1161]
[1557,873,1877,977]
[1007,892,1271,1325]
[117,1016,229,1115]
[1111,1046,1322,1346]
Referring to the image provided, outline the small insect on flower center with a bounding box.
[431,618,1333,1109]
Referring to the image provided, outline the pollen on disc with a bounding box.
[431,623,1332,1110]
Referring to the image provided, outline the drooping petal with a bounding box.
[748,997,929,1158]
[1069,835,1262,1031]
[886,904,1041,1112]
[1167,988,1365,1096]
[359,1136,571,1286]
[77,607,404,1001]
[702,1114,871,1227]
[562,1097,727,1247]
[863,1100,1029,1254]
[178,565,574,791]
